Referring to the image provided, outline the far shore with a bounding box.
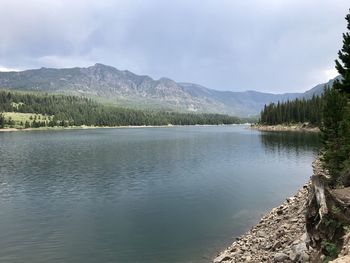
[0,123,246,133]
[250,123,320,132]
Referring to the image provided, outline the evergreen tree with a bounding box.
[259,96,323,126]
[334,10,350,95]
[321,87,348,184]
[322,9,350,186]
[24,121,30,129]
[0,112,4,128]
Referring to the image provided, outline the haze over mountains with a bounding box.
[0,64,338,117]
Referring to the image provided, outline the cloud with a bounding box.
[0,0,348,93]
[324,68,340,80]
[0,66,20,72]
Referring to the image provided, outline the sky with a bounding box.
[0,0,349,93]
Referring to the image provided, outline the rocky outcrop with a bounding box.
[213,184,313,263]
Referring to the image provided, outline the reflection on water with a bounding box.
[0,126,320,263]
[260,131,320,157]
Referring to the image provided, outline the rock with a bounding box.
[257,230,267,238]
[289,235,308,262]
[244,255,252,262]
[272,241,281,251]
[329,255,350,263]
[213,253,231,263]
[290,218,298,223]
[281,223,291,230]
[276,228,285,238]
[300,252,309,262]
[274,252,289,262]
[265,243,272,250]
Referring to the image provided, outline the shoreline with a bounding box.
[251,124,320,133]
[213,182,312,262]
[0,123,245,133]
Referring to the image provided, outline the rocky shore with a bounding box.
[213,184,312,263]
[251,124,320,133]
[214,159,350,263]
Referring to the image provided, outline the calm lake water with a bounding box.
[0,126,319,263]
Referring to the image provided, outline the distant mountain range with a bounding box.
[0,63,339,117]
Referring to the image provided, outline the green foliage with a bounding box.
[331,205,341,214]
[321,9,350,187]
[321,240,338,262]
[321,87,349,185]
[24,121,30,129]
[343,225,350,233]
[323,217,343,230]
[334,10,350,95]
[260,95,323,125]
[0,112,4,128]
[0,90,242,128]
[2,112,50,128]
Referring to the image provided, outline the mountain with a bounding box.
[0,63,338,117]
[178,82,301,116]
[302,75,342,99]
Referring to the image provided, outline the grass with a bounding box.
[3,112,53,128]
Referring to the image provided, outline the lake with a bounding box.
[0,126,319,263]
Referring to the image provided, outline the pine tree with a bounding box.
[321,87,347,184]
[334,9,350,95]
[0,112,4,128]
[322,9,350,186]
[24,121,30,129]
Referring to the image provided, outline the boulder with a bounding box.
[273,252,289,262]
[213,253,231,263]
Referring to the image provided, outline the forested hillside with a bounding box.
[0,63,339,117]
[259,95,323,126]
[0,90,241,128]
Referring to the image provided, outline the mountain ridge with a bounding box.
[0,63,338,117]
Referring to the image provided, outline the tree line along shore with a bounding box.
[0,90,246,130]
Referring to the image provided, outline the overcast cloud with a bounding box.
[0,0,348,93]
